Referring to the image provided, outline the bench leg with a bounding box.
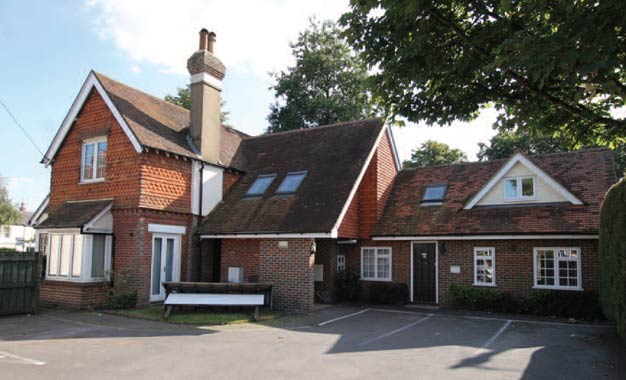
[164,305,173,319]
[254,306,259,322]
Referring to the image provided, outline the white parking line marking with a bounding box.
[358,314,433,347]
[317,309,370,326]
[481,320,511,350]
[370,308,429,316]
[0,350,46,366]
[462,315,613,328]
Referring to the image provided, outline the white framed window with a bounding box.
[474,247,496,286]
[361,247,392,281]
[81,137,107,183]
[47,232,112,282]
[504,176,535,201]
[3,226,10,238]
[533,247,582,290]
[337,254,346,272]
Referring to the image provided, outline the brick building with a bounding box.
[31,29,614,312]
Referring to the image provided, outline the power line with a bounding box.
[0,97,45,157]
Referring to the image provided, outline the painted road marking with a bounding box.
[0,350,46,366]
[317,309,371,327]
[481,320,512,350]
[358,314,433,347]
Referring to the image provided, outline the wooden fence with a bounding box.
[0,252,41,315]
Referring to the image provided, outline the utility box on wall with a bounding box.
[228,267,244,283]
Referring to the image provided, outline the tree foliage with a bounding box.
[164,85,230,125]
[266,19,375,133]
[0,176,20,225]
[599,178,626,339]
[403,140,467,169]
[341,1,626,145]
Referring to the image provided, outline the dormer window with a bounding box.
[275,171,307,194]
[246,174,276,196]
[504,176,535,201]
[81,137,107,183]
[421,184,447,205]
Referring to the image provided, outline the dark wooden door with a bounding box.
[412,243,437,304]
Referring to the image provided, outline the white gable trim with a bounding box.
[330,123,388,237]
[43,71,142,166]
[29,194,50,226]
[82,202,113,234]
[464,153,583,209]
[387,126,402,171]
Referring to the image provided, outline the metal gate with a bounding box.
[0,252,41,315]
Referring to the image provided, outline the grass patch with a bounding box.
[112,306,284,325]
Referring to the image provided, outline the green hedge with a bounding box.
[599,178,626,338]
[450,284,604,321]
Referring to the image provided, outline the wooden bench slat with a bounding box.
[164,293,265,306]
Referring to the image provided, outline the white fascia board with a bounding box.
[199,232,333,240]
[387,125,402,171]
[29,195,50,226]
[464,153,583,209]
[372,234,599,241]
[148,224,187,235]
[330,123,387,237]
[43,71,142,166]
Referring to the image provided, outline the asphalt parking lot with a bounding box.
[0,306,624,380]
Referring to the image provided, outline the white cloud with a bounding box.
[86,0,349,76]
[130,64,141,73]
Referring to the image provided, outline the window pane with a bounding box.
[536,250,555,286]
[72,235,83,278]
[522,177,534,196]
[91,235,106,278]
[96,141,107,179]
[504,179,517,198]
[362,249,375,278]
[48,235,60,276]
[165,238,174,282]
[83,144,94,180]
[377,256,390,279]
[151,238,162,295]
[59,235,72,276]
[276,172,307,194]
[246,175,276,196]
[423,184,447,201]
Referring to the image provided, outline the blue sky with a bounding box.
[0,0,496,211]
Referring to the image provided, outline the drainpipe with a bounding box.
[198,162,205,217]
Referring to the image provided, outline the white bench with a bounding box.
[164,293,266,320]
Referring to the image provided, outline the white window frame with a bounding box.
[80,136,107,183]
[337,254,346,272]
[473,247,496,287]
[360,247,392,281]
[504,176,535,201]
[533,247,582,290]
[46,231,112,282]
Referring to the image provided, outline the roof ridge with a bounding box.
[242,117,384,140]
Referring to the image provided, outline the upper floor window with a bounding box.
[504,176,534,201]
[422,184,447,205]
[81,137,107,182]
[276,171,307,194]
[246,174,276,197]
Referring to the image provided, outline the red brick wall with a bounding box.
[343,239,599,306]
[338,129,398,238]
[222,171,240,195]
[40,280,110,309]
[139,152,192,213]
[49,89,142,209]
[219,238,315,312]
[220,239,260,282]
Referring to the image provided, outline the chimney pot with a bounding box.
[207,32,216,53]
[199,28,209,50]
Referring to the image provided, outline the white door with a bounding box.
[150,234,181,302]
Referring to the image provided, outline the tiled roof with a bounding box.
[197,118,386,235]
[94,72,246,167]
[37,199,112,229]
[374,149,616,236]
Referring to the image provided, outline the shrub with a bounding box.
[599,177,626,338]
[335,270,361,301]
[368,283,408,305]
[108,291,137,310]
[0,247,18,253]
[450,284,603,320]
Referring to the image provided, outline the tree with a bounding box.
[165,85,230,125]
[266,19,375,133]
[341,1,626,145]
[403,140,467,169]
[0,176,20,225]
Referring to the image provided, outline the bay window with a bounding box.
[361,247,392,281]
[534,247,581,290]
[47,232,112,282]
[81,137,107,182]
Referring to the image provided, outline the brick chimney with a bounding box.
[187,29,225,164]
